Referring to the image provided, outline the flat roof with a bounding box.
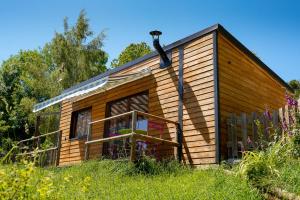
[62,24,292,94]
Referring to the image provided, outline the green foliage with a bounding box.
[0,10,108,150]
[0,138,14,157]
[274,159,300,195]
[289,79,300,98]
[0,159,56,200]
[0,159,261,199]
[124,157,187,176]
[43,10,108,89]
[111,42,151,68]
[237,108,300,193]
[290,129,300,157]
[0,50,58,142]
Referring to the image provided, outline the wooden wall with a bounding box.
[58,33,216,166]
[218,33,287,160]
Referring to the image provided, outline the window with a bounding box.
[70,108,91,139]
[106,92,149,136]
[103,92,149,157]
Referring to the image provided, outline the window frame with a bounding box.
[69,107,92,140]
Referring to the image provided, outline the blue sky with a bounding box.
[0,0,299,81]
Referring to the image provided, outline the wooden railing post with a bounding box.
[84,123,92,161]
[131,111,137,133]
[55,130,62,166]
[130,135,136,162]
[130,111,137,162]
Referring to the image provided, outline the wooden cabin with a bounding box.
[33,24,292,167]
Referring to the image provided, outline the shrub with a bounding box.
[0,159,55,199]
[238,94,300,191]
[124,156,187,176]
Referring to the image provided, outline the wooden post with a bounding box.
[37,137,41,150]
[251,112,258,147]
[284,104,289,126]
[34,115,41,137]
[56,131,62,166]
[130,111,137,162]
[130,135,136,162]
[84,124,92,160]
[262,113,269,141]
[34,115,41,152]
[272,110,279,129]
[227,118,232,159]
[131,111,137,133]
[279,107,284,136]
[241,113,248,151]
[229,114,238,159]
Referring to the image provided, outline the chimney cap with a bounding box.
[149,30,162,39]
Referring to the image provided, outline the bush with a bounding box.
[238,107,300,193]
[114,157,188,176]
[0,160,54,199]
[238,150,275,188]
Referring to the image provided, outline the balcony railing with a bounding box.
[17,130,62,166]
[84,110,180,161]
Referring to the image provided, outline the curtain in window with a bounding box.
[75,110,91,138]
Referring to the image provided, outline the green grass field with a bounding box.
[0,159,262,200]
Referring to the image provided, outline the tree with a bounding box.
[0,10,108,145]
[43,10,108,89]
[289,80,300,98]
[0,50,57,141]
[111,42,151,68]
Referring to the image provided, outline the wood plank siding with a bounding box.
[217,33,287,160]
[58,33,216,166]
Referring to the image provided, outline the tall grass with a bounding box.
[0,158,262,200]
[237,96,300,194]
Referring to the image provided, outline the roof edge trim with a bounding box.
[62,23,292,94]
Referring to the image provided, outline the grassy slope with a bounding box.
[31,160,262,200]
[273,159,300,195]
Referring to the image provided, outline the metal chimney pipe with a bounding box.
[150,30,172,68]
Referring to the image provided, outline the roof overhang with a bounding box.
[33,68,151,112]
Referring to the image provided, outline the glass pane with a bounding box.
[104,92,149,159]
[75,109,91,138]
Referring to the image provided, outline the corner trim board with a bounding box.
[213,31,221,164]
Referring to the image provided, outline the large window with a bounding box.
[103,92,149,157]
[106,92,149,136]
[70,108,92,139]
